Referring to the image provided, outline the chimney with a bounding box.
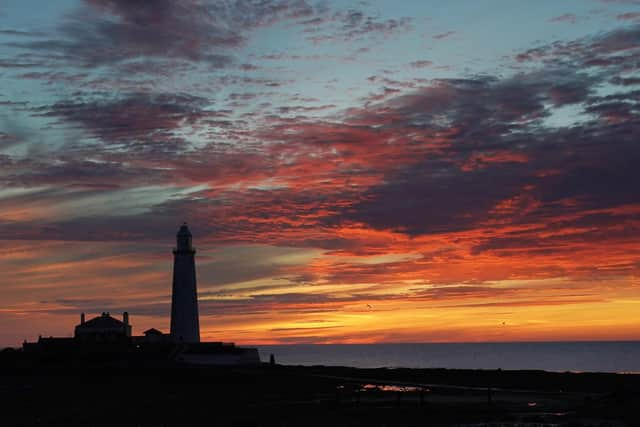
[80,312,85,325]
[123,312,129,326]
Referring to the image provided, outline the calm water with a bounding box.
[256,342,640,373]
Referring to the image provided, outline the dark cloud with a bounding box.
[10,0,322,71]
[617,12,640,20]
[550,14,578,24]
[15,71,89,84]
[36,92,210,150]
[433,31,455,40]
[50,291,366,318]
[3,157,169,189]
[264,33,628,241]
[409,60,434,69]
[441,297,605,309]
[515,24,640,70]
[349,161,529,235]
[0,59,41,68]
[338,11,412,40]
[0,22,637,298]
[0,132,21,150]
[610,76,640,85]
[305,9,412,43]
[599,0,640,4]
[347,90,638,236]
[0,29,45,37]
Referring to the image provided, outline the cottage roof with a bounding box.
[78,312,124,329]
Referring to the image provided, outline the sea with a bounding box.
[255,342,640,373]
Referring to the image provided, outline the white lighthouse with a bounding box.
[170,223,200,343]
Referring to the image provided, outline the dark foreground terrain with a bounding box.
[1,350,639,426]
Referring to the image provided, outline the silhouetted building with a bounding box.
[142,328,169,344]
[21,224,260,365]
[75,312,131,343]
[170,223,200,343]
[175,342,260,365]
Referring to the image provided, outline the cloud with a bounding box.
[0,132,22,150]
[599,0,640,4]
[618,12,640,20]
[344,89,636,239]
[0,19,639,347]
[305,9,412,43]
[550,13,578,24]
[13,1,231,68]
[35,92,210,150]
[432,31,455,40]
[9,0,322,71]
[515,24,640,69]
[0,59,42,68]
[338,11,412,40]
[0,29,45,37]
[5,22,636,256]
[409,60,434,69]
[2,158,168,189]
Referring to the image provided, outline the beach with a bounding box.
[2,352,638,426]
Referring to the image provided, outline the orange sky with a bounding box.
[1,230,638,347]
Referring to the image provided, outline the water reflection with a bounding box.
[360,383,427,393]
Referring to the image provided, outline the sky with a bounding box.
[0,0,639,347]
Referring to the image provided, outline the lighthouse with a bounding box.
[170,223,200,343]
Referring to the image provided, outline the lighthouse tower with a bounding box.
[170,223,200,343]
